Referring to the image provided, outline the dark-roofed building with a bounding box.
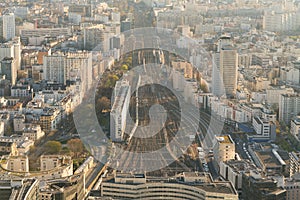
[11,84,31,97]
[0,141,18,156]
[0,179,39,200]
[248,143,290,177]
[39,174,85,200]
[0,57,17,85]
[0,76,11,96]
[220,159,260,195]
[242,171,286,200]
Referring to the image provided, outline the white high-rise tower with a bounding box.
[2,13,15,41]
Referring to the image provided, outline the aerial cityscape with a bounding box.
[0,0,300,199]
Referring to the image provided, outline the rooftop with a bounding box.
[216,135,234,144]
[223,160,259,173]
[195,182,236,195]
[104,172,237,196]
[293,116,300,124]
[115,173,146,179]
[0,179,38,200]
[221,45,236,51]
[256,151,282,168]
[281,93,300,98]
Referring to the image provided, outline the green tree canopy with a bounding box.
[44,141,62,154]
[104,74,119,88]
[121,64,128,71]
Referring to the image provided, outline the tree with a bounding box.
[4,124,14,136]
[61,146,71,154]
[15,17,23,25]
[125,57,132,67]
[67,138,84,158]
[200,82,209,93]
[97,96,111,113]
[121,64,128,71]
[104,74,119,88]
[44,141,62,154]
[104,79,111,88]
[110,74,119,81]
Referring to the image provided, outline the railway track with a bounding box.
[110,83,187,173]
[107,48,224,174]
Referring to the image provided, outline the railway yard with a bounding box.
[105,49,224,177]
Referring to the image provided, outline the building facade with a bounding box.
[242,172,286,200]
[99,172,238,200]
[23,125,45,141]
[1,57,17,85]
[291,116,300,140]
[110,81,131,142]
[2,13,15,41]
[289,152,300,178]
[252,116,276,141]
[13,114,26,132]
[212,37,238,97]
[4,156,29,172]
[279,94,300,125]
[213,135,236,169]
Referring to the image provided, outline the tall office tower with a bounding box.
[212,36,238,98]
[279,93,300,125]
[212,53,222,96]
[0,57,17,85]
[2,13,15,41]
